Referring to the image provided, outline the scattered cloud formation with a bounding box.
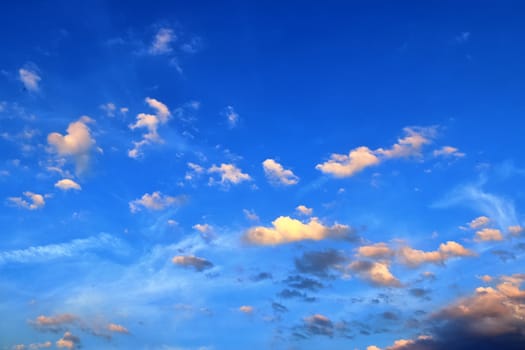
[172,255,213,271]
[475,228,503,242]
[398,241,475,267]
[244,216,354,245]
[433,146,465,158]
[376,126,436,159]
[19,67,41,92]
[224,105,239,128]
[243,209,259,221]
[262,159,299,185]
[47,116,96,174]
[8,191,46,210]
[54,179,81,191]
[295,205,313,216]
[129,97,171,158]
[129,191,185,213]
[107,323,129,334]
[469,216,490,229]
[56,331,80,349]
[302,314,334,337]
[208,163,251,186]
[316,146,380,178]
[347,261,401,287]
[149,28,175,55]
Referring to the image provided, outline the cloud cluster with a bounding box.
[129,191,185,213]
[316,126,437,178]
[208,163,251,186]
[8,191,46,210]
[262,159,299,185]
[244,216,354,245]
[56,331,80,349]
[172,255,213,271]
[347,260,401,287]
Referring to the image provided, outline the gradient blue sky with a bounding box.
[1,1,525,350]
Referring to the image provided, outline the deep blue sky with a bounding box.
[1,1,525,350]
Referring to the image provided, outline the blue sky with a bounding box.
[1,1,525,349]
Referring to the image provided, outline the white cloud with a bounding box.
[244,216,353,245]
[295,205,313,216]
[377,127,436,159]
[208,163,251,186]
[347,260,401,287]
[56,331,80,349]
[398,241,474,267]
[469,215,490,229]
[433,146,465,158]
[172,255,213,271]
[47,117,97,174]
[316,146,379,178]
[145,97,170,122]
[55,179,81,191]
[107,323,129,334]
[262,159,299,185]
[474,228,503,242]
[193,224,212,234]
[149,28,175,55]
[7,191,45,210]
[239,305,253,313]
[100,102,116,117]
[243,209,259,221]
[224,106,239,128]
[129,191,185,213]
[19,67,41,92]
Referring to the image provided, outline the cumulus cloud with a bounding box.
[244,216,355,245]
[8,191,46,210]
[377,126,436,159]
[172,255,213,271]
[262,159,299,185]
[239,305,253,313]
[107,323,129,334]
[129,191,185,213]
[474,228,503,242]
[128,97,171,158]
[56,331,80,349]
[316,146,380,178]
[357,243,395,259]
[149,28,175,55]
[54,179,81,191]
[302,314,334,337]
[398,241,475,267]
[208,163,251,186]
[433,146,465,158]
[47,117,96,174]
[469,216,490,229]
[347,260,401,287]
[295,205,313,216]
[19,67,41,92]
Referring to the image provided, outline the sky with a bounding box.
[1,1,525,349]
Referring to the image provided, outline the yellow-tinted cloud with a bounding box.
[54,179,81,191]
[262,159,299,185]
[357,242,394,259]
[398,241,474,267]
[433,146,465,158]
[295,205,313,216]
[474,228,503,242]
[244,216,353,245]
[348,260,401,287]
[316,146,379,178]
[107,323,129,334]
[56,332,80,349]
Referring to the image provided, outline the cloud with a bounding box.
[302,314,334,337]
[508,225,524,236]
[0,233,124,265]
[128,97,171,158]
[294,249,346,277]
[239,305,253,313]
[32,314,76,332]
[357,243,395,259]
[295,205,313,216]
[244,216,355,245]
[284,275,324,291]
[347,260,401,287]
[193,224,212,234]
[367,346,381,350]
[13,341,52,350]
[19,67,41,92]
[47,117,96,174]
[469,216,490,229]
[316,146,380,178]
[223,106,239,128]
[243,209,259,221]
[208,163,251,186]
[172,255,213,271]
[99,102,116,117]
[262,159,299,185]
[129,191,185,213]
[377,126,436,159]
[54,179,81,191]
[149,28,175,55]
[433,146,465,158]
[475,228,503,242]
[107,323,129,334]
[56,332,80,349]
[398,241,475,267]
[8,191,45,210]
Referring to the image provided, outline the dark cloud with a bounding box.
[382,311,399,321]
[410,288,432,299]
[272,302,288,313]
[302,314,334,337]
[283,275,324,291]
[491,249,516,262]
[294,249,346,277]
[278,288,317,302]
[250,272,272,281]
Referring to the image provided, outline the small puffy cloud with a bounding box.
[376,126,436,159]
[56,332,80,349]
[469,216,490,229]
[475,228,503,242]
[19,67,41,92]
[243,209,259,221]
[149,28,175,55]
[107,323,129,334]
[433,146,465,158]
[367,346,382,350]
[48,117,96,174]
[244,216,354,245]
[239,305,253,313]
[8,192,45,210]
[100,102,116,117]
[193,223,212,234]
[357,242,395,259]
[129,191,185,213]
[347,260,401,287]
[316,146,379,178]
[296,205,313,216]
[208,163,251,186]
[129,97,170,158]
[303,314,334,337]
[262,159,299,185]
[172,255,213,271]
[386,336,433,350]
[508,225,524,236]
[398,241,474,267]
[185,162,205,181]
[54,179,81,191]
[479,275,492,283]
[224,105,239,128]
